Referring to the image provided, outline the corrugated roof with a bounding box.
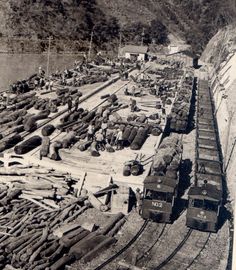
[122,45,148,54]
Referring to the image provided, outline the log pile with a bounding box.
[151,134,183,178]
[167,71,194,132]
[0,173,126,270]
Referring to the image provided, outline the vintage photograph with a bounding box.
[0,1,235,270]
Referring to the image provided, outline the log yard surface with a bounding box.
[0,57,231,270]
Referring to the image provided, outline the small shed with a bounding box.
[120,45,148,61]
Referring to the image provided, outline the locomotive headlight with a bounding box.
[197,210,207,219]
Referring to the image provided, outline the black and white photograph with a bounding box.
[0,1,235,269]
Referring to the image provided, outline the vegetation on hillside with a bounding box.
[0,0,235,54]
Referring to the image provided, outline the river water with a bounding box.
[0,54,81,91]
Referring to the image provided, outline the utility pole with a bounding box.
[118,31,122,58]
[141,28,145,46]
[88,26,95,61]
[46,36,53,77]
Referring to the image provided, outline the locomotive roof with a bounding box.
[144,175,177,193]
[196,173,223,191]
[188,184,222,201]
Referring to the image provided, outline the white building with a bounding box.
[120,45,148,61]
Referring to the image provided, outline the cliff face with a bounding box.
[202,24,236,201]
[0,0,235,53]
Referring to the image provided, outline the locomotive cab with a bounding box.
[141,175,178,223]
[186,185,222,232]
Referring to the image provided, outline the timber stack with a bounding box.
[167,70,194,133]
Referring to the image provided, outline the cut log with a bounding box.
[40,136,50,157]
[98,212,124,235]
[0,133,22,152]
[14,135,42,155]
[41,125,55,136]
[49,141,62,160]
[130,127,148,150]
[82,236,116,263]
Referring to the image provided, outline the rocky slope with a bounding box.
[201,24,236,203]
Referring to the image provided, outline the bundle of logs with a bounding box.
[167,71,194,132]
[0,184,126,270]
[0,168,81,208]
[59,67,110,87]
[0,62,116,154]
[151,134,183,179]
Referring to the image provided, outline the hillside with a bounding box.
[0,0,235,54]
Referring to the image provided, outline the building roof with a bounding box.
[122,45,148,54]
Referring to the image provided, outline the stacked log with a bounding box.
[0,184,126,270]
[122,125,133,146]
[78,141,92,151]
[89,142,100,157]
[127,126,138,146]
[0,134,22,152]
[42,125,55,136]
[14,135,42,155]
[62,131,76,148]
[24,111,50,132]
[49,141,62,160]
[130,127,148,150]
[151,134,182,177]
[40,136,50,157]
[167,72,194,133]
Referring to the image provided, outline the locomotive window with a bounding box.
[193,199,204,208]
[144,190,172,202]
[204,200,218,212]
[193,199,218,212]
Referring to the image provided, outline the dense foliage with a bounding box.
[0,0,235,54]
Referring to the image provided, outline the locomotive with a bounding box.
[186,79,223,232]
[141,134,183,223]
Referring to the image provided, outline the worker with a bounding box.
[45,80,50,90]
[74,96,80,112]
[38,66,45,77]
[135,188,143,214]
[101,118,108,136]
[124,86,129,95]
[102,108,110,119]
[130,98,137,112]
[131,85,136,96]
[115,129,123,150]
[140,72,144,81]
[49,80,54,91]
[87,123,95,141]
[106,129,114,145]
[95,131,105,151]
[67,97,73,112]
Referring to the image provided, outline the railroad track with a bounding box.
[135,223,168,264]
[93,220,149,270]
[154,228,193,270]
[147,229,211,270]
